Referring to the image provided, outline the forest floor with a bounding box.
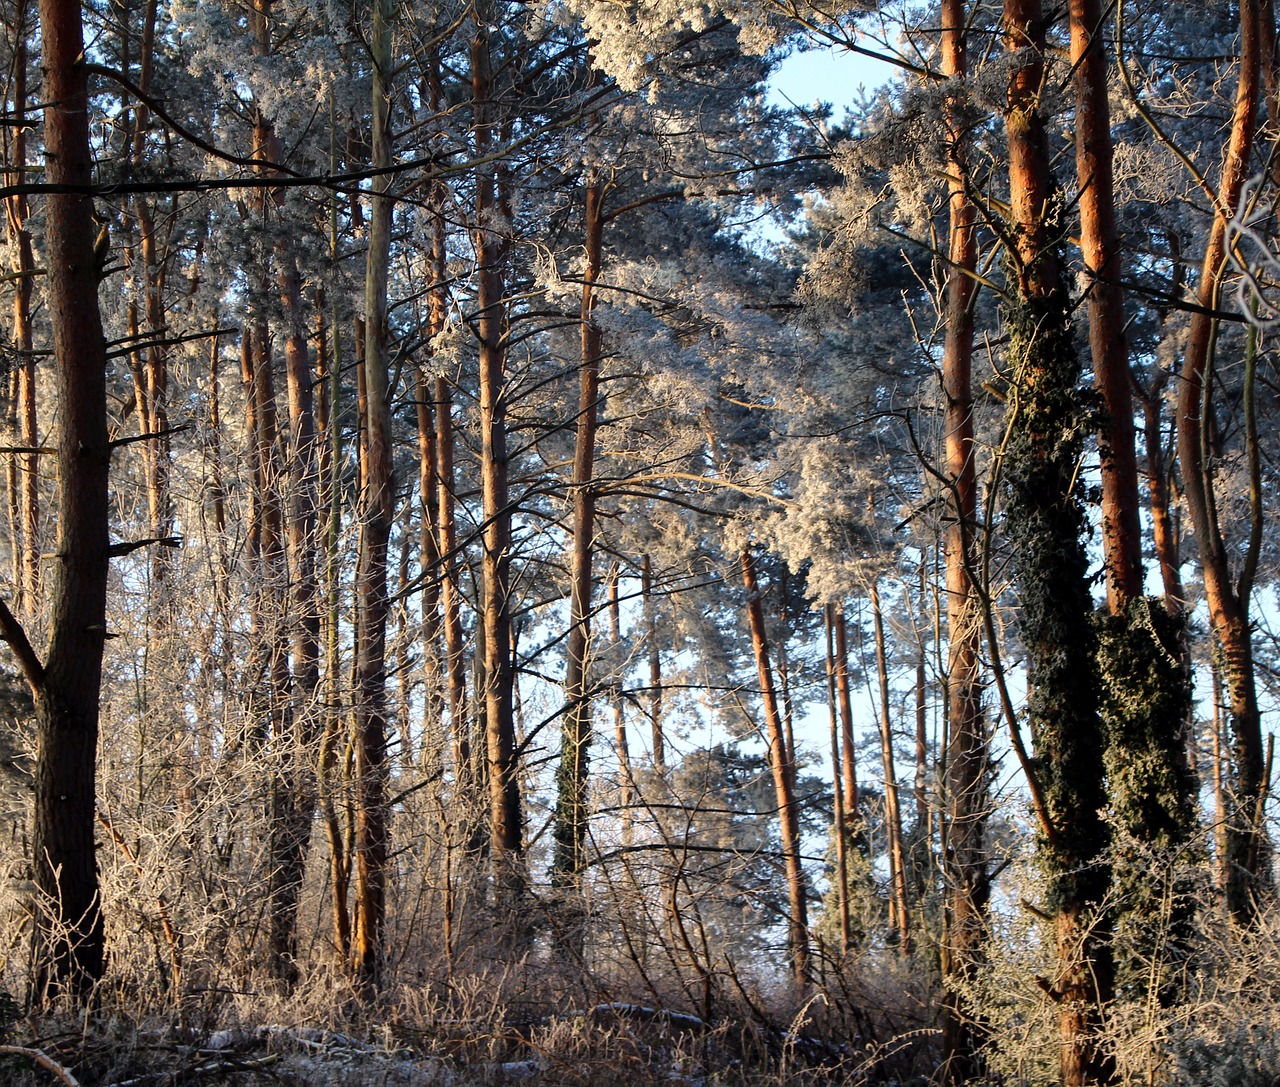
[0,1005,871,1087]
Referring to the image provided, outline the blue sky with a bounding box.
[767,44,894,112]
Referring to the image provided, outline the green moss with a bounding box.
[1001,285,1109,915]
[1095,599,1198,1002]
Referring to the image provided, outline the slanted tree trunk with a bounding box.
[1175,0,1271,925]
[740,546,809,989]
[1003,3,1113,1082]
[553,170,606,889]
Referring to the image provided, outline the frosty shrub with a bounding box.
[1160,908,1280,1087]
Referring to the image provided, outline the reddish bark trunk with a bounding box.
[871,582,912,954]
[939,3,990,1079]
[352,0,396,988]
[30,0,112,996]
[554,172,605,883]
[1175,0,1271,924]
[473,16,523,904]
[1070,0,1143,613]
[741,548,809,988]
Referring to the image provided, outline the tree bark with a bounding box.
[1070,0,1142,613]
[642,552,665,771]
[1175,0,1271,924]
[740,547,809,989]
[870,581,912,954]
[1003,2,1114,1081]
[936,9,991,1037]
[553,171,605,887]
[29,0,112,996]
[351,0,396,989]
[473,11,523,906]
[823,604,852,956]
[6,17,39,621]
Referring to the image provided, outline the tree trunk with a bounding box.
[1175,0,1271,925]
[833,605,860,844]
[1003,3,1114,1083]
[473,13,523,906]
[553,171,605,887]
[642,553,665,771]
[351,0,396,989]
[6,20,39,621]
[1070,0,1142,614]
[937,11,990,1042]
[823,603,852,956]
[266,227,322,985]
[316,286,352,963]
[29,0,111,996]
[741,547,809,989]
[608,567,634,843]
[870,582,912,954]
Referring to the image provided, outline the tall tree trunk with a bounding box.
[870,582,912,954]
[414,364,443,769]
[316,286,352,962]
[553,171,605,888]
[266,225,322,985]
[6,17,39,621]
[824,603,852,956]
[351,0,396,989]
[1003,2,1113,1081]
[740,547,809,989]
[1073,1,1196,1006]
[938,11,989,1075]
[1175,0,1271,924]
[472,10,523,906]
[833,605,860,845]
[642,552,665,771]
[1070,0,1142,614]
[24,0,111,995]
[608,567,634,843]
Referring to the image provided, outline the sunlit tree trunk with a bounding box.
[870,581,911,954]
[5,13,39,621]
[24,0,111,995]
[351,0,397,990]
[937,9,989,1077]
[553,171,606,888]
[1175,0,1271,925]
[473,8,523,906]
[824,603,852,955]
[741,546,809,988]
[833,605,860,843]
[1003,3,1114,1082]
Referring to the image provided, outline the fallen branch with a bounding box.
[0,1044,83,1087]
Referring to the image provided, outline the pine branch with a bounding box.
[0,596,45,695]
[107,536,182,558]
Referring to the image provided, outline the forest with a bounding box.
[0,0,1279,1083]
